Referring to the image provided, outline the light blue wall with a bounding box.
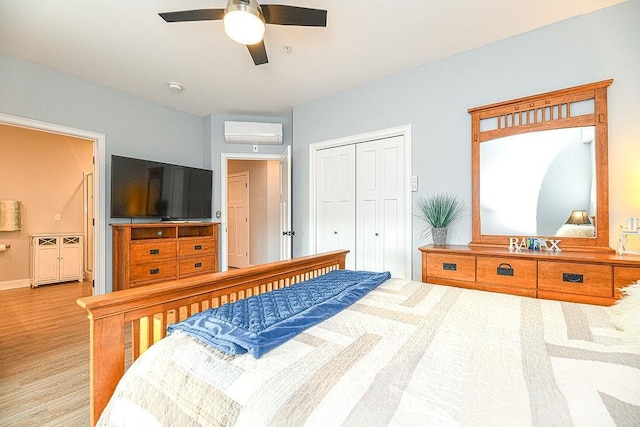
[0,54,205,166]
[292,0,640,280]
[0,53,205,291]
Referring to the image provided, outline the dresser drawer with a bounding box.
[538,261,612,298]
[130,241,177,263]
[476,257,537,290]
[130,261,178,284]
[426,253,475,282]
[179,238,216,257]
[613,266,640,299]
[179,255,216,277]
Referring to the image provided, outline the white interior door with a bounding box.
[356,135,406,277]
[228,172,250,268]
[279,145,292,260]
[315,144,356,269]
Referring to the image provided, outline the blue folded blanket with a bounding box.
[167,269,391,358]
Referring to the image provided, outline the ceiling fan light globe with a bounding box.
[224,10,265,45]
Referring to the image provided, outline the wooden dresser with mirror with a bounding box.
[420,80,640,305]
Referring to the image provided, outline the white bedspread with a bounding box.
[98,279,640,426]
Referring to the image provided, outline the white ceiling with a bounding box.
[0,0,627,117]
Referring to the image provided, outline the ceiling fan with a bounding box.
[159,0,328,66]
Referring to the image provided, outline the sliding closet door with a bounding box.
[356,136,406,278]
[315,145,356,269]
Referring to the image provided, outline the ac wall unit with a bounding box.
[224,121,283,145]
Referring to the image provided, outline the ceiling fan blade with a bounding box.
[247,41,268,66]
[261,5,327,27]
[159,9,225,23]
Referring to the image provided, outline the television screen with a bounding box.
[111,155,212,220]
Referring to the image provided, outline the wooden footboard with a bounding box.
[77,250,348,426]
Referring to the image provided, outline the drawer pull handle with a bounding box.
[497,263,514,277]
[149,249,160,255]
[194,262,202,268]
[563,273,584,283]
[149,268,160,275]
[194,245,202,250]
[443,263,457,271]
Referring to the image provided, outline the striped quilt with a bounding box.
[98,279,640,426]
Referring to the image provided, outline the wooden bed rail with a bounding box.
[77,250,348,426]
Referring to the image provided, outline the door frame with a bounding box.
[0,113,106,295]
[83,171,94,280]
[308,124,413,277]
[220,151,286,271]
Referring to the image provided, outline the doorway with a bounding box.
[220,148,291,271]
[0,113,105,295]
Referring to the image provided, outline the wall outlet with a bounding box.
[252,145,259,152]
[54,213,61,221]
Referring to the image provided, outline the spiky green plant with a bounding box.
[415,193,464,239]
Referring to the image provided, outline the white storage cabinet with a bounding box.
[30,234,84,287]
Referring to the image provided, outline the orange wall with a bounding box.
[0,124,93,283]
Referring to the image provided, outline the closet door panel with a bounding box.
[383,198,401,274]
[356,136,406,278]
[317,154,335,254]
[358,199,379,271]
[357,147,378,191]
[335,200,353,262]
[316,201,335,253]
[356,143,379,271]
[315,145,356,269]
[382,146,399,190]
[381,141,405,276]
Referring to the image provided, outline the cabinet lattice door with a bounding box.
[30,234,84,287]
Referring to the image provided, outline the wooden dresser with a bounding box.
[112,222,219,291]
[419,244,640,305]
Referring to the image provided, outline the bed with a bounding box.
[78,250,640,426]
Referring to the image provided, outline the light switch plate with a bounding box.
[411,176,418,192]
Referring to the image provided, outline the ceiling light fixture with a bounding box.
[223,0,266,45]
[168,82,183,93]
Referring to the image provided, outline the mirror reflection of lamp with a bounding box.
[565,209,592,225]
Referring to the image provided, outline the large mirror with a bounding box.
[481,126,596,238]
[470,80,613,252]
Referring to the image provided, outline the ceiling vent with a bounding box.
[224,121,283,145]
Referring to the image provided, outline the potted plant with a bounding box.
[415,193,464,245]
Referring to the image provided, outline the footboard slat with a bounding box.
[78,250,347,426]
[131,319,140,360]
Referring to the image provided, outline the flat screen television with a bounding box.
[111,155,212,220]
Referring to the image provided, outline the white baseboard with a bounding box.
[0,279,31,291]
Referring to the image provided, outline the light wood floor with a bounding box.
[0,281,92,426]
